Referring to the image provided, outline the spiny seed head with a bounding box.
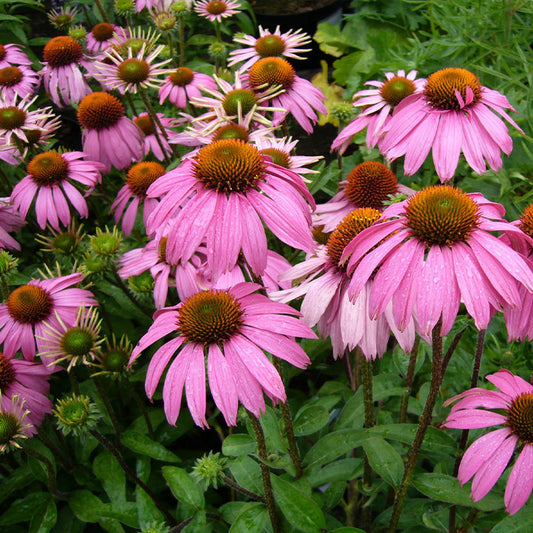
[380,76,416,107]
[0,352,15,391]
[191,451,227,489]
[0,67,23,88]
[77,92,124,131]
[222,88,257,117]
[168,67,194,86]
[519,204,533,239]
[27,151,68,187]
[405,185,480,247]
[507,392,533,444]
[89,226,122,256]
[424,68,481,111]
[7,284,53,325]
[212,123,249,142]
[254,35,286,58]
[91,22,115,42]
[261,148,290,168]
[126,161,166,197]
[54,394,100,436]
[343,161,398,211]
[249,57,295,90]
[326,208,381,270]
[177,290,243,344]
[43,36,83,67]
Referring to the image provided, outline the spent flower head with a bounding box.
[192,451,227,489]
[54,393,100,436]
[92,334,133,377]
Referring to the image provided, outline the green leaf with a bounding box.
[293,404,330,436]
[303,429,367,466]
[229,502,270,533]
[491,504,533,533]
[0,492,49,525]
[413,473,504,511]
[222,434,256,456]
[68,490,105,523]
[271,475,327,533]
[0,464,34,504]
[136,457,164,528]
[162,466,205,510]
[307,458,363,487]
[259,406,286,453]
[93,451,127,509]
[29,497,57,533]
[332,528,367,533]
[362,437,404,488]
[228,456,264,496]
[368,424,457,454]
[121,431,180,462]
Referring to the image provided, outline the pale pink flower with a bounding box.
[11,150,104,230]
[133,113,174,161]
[195,0,241,22]
[86,23,128,54]
[381,67,523,182]
[314,161,413,232]
[331,70,425,155]
[272,209,415,360]
[344,185,533,337]
[129,282,315,426]
[0,198,24,250]
[0,352,53,433]
[146,138,315,280]
[229,25,311,72]
[442,369,533,515]
[247,57,327,134]
[110,161,166,236]
[0,64,40,99]
[0,394,33,449]
[77,92,144,173]
[41,36,92,107]
[0,273,97,360]
[0,43,31,69]
[158,67,217,108]
[136,0,182,11]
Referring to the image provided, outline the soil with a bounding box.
[251,0,341,16]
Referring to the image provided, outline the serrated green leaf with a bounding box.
[229,502,270,533]
[121,431,180,462]
[29,497,57,533]
[271,475,326,533]
[363,437,404,488]
[162,466,205,510]
[303,429,367,466]
[413,473,504,511]
[222,434,256,456]
[293,404,330,436]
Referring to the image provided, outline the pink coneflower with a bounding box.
[111,161,166,236]
[331,70,425,155]
[0,352,53,432]
[91,44,171,94]
[195,0,241,22]
[129,282,315,426]
[0,65,39,100]
[189,73,284,134]
[146,138,315,279]
[159,67,217,108]
[381,68,523,182]
[272,209,415,360]
[41,36,92,107]
[344,185,533,337]
[0,273,97,360]
[136,0,182,12]
[247,57,327,134]
[0,43,31,69]
[11,150,104,230]
[77,92,144,173]
[442,369,533,515]
[133,113,174,161]
[86,23,128,54]
[0,198,24,251]
[229,25,311,72]
[0,94,55,148]
[314,161,412,232]
[252,135,322,179]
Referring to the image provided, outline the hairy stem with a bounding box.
[399,337,420,424]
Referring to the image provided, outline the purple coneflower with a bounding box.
[0,65,39,100]
[247,57,327,134]
[133,113,174,161]
[229,25,311,72]
[11,150,104,230]
[86,23,128,54]
[344,185,533,336]
[146,138,315,279]
[0,273,97,359]
[159,66,217,108]
[443,369,533,515]
[129,282,315,427]
[41,36,92,107]
[331,70,425,155]
[111,161,166,236]
[0,393,33,451]
[77,91,144,173]
[0,198,24,250]
[381,67,523,182]
[194,0,241,22]
[0,43,31,69]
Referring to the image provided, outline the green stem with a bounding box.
[247,411,281,533]
[94,0,110,22]
[178,19,185,67]
[221,475,266,503]
[361,354,374,530]
[273,357,303,478]
[388,320,444,533]
[90,428,177,526]
[23,444,65,499]
[399,337,420,424]
[448,329,486,533]
[93,375,122,446]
